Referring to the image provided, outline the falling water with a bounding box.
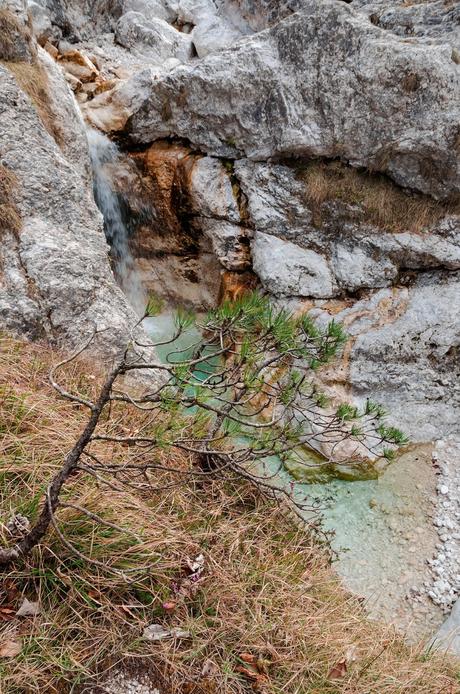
[87,127,146,316]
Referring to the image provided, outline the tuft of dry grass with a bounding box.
[4,61,64,147]
[0,165,21,235]
[0,333,459,693]
[0,9,33,63]
[298,160,459,233]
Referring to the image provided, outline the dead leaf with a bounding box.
[0,638,22,658]
[239,652,257,665]
[328,658,348,679]
[235,665,259,681]
[237,652,272,688]
[16,598,40,618]
[0,607,16,622]
[252,673,269,691]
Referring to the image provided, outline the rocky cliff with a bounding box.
[0,0,142,356]
[0,0,459,439]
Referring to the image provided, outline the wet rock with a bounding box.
[82,67,153,133]
[97,142,225,309]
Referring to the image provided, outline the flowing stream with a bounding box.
[88,144,443,640]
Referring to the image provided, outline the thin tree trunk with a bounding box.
[0,363,122,567]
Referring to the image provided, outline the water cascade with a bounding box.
[87,128,146,316]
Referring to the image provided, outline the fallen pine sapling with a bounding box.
[0,292,407,569]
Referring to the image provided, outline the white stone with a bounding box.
[251,232,338,299]
[190,156,239,222]
[115,11,194,63]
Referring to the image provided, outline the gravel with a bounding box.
[425,439,460,613]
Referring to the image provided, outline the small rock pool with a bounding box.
[144,311,443,639]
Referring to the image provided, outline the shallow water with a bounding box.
[304,446,442,636]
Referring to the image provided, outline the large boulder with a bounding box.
[122,0,460,199]
[114,11,194,62]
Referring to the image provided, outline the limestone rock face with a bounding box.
[0,56,140,356]
[126,0,460,199]
[252,233,338,298]
[349,273,460,440]
[216,0,306,31]
[234,160,460,295]
[189,157,239,222]
[315,273,460,440]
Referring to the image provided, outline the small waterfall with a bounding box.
[87,128,146,316]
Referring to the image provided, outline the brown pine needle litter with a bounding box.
[0,333,459,693]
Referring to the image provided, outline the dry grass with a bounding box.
[4,61,64,147]
[298,160,459,233]
[0,165,21,235]
[0,9,33,62]
[0,334,459,693]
